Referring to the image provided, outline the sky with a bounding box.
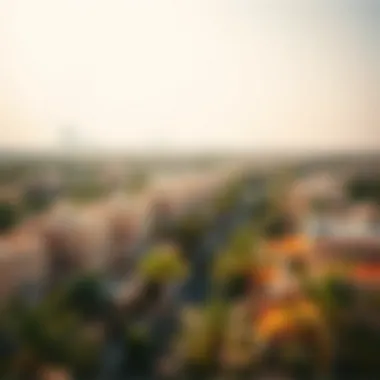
[0,0,379,154]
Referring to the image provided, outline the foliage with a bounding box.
[229,226,254,255]
[176,302,228,366]
[0,201,18,233]
[220,302,256,372]
[213,252,251,284]
[316,275,356,312]
[0,327,18,376]
[138,244,188,283]
[338,322,380,375]
[213,225,259,285]
[126,321,150,343]
[347,176,380,204]
[0,274,110,378]
[173,212,210,250]
[64,275,110,319]
[65,181,108,203]
[123,320,155,376]
[20,308,80,365]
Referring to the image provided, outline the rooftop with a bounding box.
[266,235,311,258]
[315,237,380,262]
[350,264,380,284]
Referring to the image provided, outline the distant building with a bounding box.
[287,171,346,221]
[314,237,380,264]
[42,203,82,284]
[302,203,380,239]
[0,225,47,301]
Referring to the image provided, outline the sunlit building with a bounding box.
[314,237,380,277]
[0,224,46,301]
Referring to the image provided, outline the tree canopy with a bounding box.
[0,202,18,233]
[138,244,188,284]
[347,176,380,204]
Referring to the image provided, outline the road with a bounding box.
[98,174,268,379]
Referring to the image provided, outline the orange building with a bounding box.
[262,235,314,277]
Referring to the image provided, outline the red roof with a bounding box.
[351,264,380,283]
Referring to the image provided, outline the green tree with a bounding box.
[64,275,110,319]
[174,212,210,251]
[0,202,18,233]
[137,243,188,308]
[138,244,188,284]
[213,225,260,299]
[4,282,105,379]
[174,302,229,378]
[320,275,356,312]
[347,176,380,204]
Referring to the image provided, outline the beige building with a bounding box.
[0,224,47,300]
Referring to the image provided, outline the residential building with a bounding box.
[0,224,46,300]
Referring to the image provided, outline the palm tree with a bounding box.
[213,226,260,300]
[213,252,250,300]
[138,243,187,283]
[137,243,188,306]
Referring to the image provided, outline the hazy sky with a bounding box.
[0,0,379,153]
